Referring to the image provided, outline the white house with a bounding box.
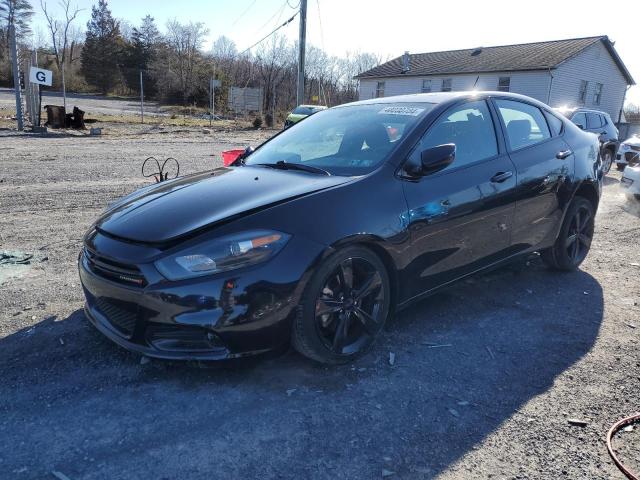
[356,36,634,122]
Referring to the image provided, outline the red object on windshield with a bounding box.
[222,149,245,166]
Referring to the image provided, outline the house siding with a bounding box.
[358,40,629,121]
[359,71,551,102]
[548,41,628,121]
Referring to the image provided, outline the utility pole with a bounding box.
[61,62,67,111]
[139,70,144,124]
[9,24,24,131]
[296,0,307,107]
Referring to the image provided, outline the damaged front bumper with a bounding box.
[78,231,324,360]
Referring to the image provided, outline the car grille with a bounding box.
[145,324,225,352]
[84,248,146,287]
[95,297,138,337]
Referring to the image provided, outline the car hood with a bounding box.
[622,136,640,147]
[95,166,352,244]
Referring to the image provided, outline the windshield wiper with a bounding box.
[255,160,330,176]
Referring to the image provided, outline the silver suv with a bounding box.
[554,107,619,174]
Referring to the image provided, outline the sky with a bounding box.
[32,0,640,105]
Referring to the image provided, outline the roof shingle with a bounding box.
[355,36,634,84]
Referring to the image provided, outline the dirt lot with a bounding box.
[1,123,639,480]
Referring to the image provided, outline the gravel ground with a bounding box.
[1,125,639,480]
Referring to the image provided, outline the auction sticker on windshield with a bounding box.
[378,106,425,116]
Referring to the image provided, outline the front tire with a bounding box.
[292,246,391,364]
[541,197,595,271]
[617,163,626,172]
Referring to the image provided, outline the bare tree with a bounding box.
[211,35,237,60]
[40,0,81,110]
[255,34,290,118]
[164,19,209,104]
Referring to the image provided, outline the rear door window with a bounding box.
[571,112,587,129]
[545,112,564,136]
[586,113,602,129]
[496,99,551,151]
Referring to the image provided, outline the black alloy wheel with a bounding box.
[292,246,390,364]
[541,197,595,271]
[564,204,594,265]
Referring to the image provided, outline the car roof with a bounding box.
[338,91,554,110]
[555,107,610,117]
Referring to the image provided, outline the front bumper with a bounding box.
[621,168,640,196]
[616,149,640,166]
[79,232,325,360]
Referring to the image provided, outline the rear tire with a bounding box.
[541,197,595,271]
[292,246,391,364]
[602,150,613,175]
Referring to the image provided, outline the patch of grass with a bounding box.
[86,111,242,128]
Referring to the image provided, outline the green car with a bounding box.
[283,105,327,129]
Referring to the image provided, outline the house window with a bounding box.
[421,79,432,93]
[375,81,385,98]
[594,83,603,105]
[578,80,588,104]
[497,77,511,92]
[441,78,452,92]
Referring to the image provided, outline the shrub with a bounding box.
[253,116,263,129]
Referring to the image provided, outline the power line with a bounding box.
[236,12,298,57]
[231,0,258,27]
[255,0,289,35]
[315,0,325,51]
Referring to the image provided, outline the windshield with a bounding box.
[246,102,434,176]
[292,106,324,115]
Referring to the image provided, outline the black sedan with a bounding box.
[79,92,602,364]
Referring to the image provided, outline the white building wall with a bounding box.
[359,71,551,103]
[548,41,628,121]
[358,42,630,121]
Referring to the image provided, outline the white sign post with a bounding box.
[29,67,53,87]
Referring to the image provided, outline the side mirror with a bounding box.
[233,146,254,165]
[419,143,456,175]
[575,123,585,130]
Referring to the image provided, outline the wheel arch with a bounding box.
[548,179,599,248]
[572,180,600,211]
[330,234,401,310]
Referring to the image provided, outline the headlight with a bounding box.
[621,144,630,151]
[155,230,290,281]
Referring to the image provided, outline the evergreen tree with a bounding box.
[121,15,159,95]
[0,0,34,41]
[81,0,123,94]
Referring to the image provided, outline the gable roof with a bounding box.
[355,36,635,85]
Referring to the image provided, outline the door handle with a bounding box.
[490,171,513,183]
[556,149,573,160]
